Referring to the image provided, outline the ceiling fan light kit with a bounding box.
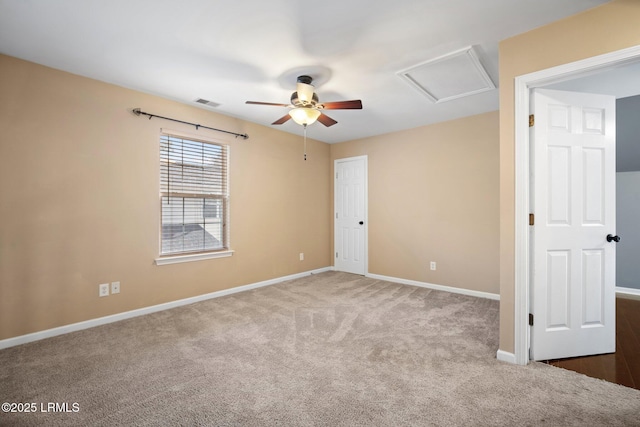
[289,107,321,126]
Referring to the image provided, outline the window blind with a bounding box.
[159,133,229,256]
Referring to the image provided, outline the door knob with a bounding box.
[359,221,364,225]
[606,234,620,243]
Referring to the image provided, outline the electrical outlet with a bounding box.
[99,283,109,297]
[111,281,120,294]
[430,261,437,271]
[299,252,304,261]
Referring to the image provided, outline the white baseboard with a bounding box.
[0,266,333,350]
[616,286,640,299]
[496,349,517,364]
[366,273,500,301]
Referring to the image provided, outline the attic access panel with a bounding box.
[398,46,495,103]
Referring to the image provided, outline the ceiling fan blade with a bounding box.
[317,113,338,127]
[320,100,363,110]
[272,114,292,125]
[246,101,291,107]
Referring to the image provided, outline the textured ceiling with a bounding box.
[0,0,611,143]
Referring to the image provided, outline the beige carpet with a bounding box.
[1,271,639,426]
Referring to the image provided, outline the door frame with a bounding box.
[512,45,640,366]
[334,155,368,275]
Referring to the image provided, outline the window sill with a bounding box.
[155,250,234,266]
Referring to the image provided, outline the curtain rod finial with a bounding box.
[132,108,141,116]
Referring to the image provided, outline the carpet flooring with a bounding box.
[1,271,639,426]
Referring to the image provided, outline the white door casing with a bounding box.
[507,45,640,366]
[529,88,616,361]
[334,156,367,275]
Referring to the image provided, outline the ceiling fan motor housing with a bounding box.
[291,91,318,107]
[293,75,318,107]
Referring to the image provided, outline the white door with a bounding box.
[335,156,367,275]
[530,88,617,361]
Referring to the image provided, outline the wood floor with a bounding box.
[544,296,640,390]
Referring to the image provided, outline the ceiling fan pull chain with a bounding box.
[303,124,307,161]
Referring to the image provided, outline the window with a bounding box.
[159,132,229,257]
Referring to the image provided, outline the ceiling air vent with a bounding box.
[397,46,495,103]
[195,98,220,107]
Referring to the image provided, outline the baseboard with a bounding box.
[496,349,517,364]
[366,273,500,301]
[0,266,333,350]
[616,286,640,300]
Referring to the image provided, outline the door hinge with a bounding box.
[336,212,338,219]
[336,172,338,179]
[529,313,534,326]
[529,213,534,226]
[529,114,535,127]
[335,252,338,258]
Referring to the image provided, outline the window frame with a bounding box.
[155,129,233,265]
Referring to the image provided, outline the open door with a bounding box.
[530,88,617,361]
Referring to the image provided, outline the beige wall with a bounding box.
[331,112,500,295]
[499,0,640,353]
[0,55,331,340]
[0,53,499,343]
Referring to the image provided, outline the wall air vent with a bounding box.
[195,98,220,107]
[397,46,495,103]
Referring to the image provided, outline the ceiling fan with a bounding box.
[245,75,362,127]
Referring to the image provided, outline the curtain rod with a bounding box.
[132,108,249,140]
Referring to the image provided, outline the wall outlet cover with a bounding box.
[99,283,109,297]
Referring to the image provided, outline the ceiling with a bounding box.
[0,0,611,143]
[546,61,640,99]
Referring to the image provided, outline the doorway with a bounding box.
[512,45,640,366]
